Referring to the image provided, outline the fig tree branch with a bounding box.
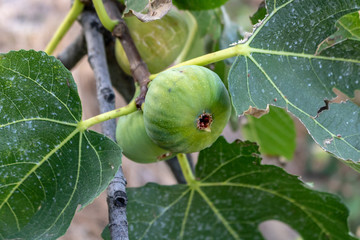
[57,31,87,70]
[81,10,116,137]
[79,10,129,240]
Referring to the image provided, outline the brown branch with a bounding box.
[79,10,129,240]
[103,0,150,108]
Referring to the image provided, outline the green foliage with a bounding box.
[316,11,360,57]
[127,137,356,239]
[173,0,229,10]
[1,0,360,239]
[0,50,121,239]
[249,1,266,25]
[242,106,296,160]
[229,0,360,171]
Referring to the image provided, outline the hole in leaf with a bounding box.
[258,220,301,240]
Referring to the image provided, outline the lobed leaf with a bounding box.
[228,0,360,170]
[0,50,121,239]
[127,137,355,239]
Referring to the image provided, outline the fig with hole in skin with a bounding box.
[116,110,174,163]
[115,9,189,75]
[143,65,231,153]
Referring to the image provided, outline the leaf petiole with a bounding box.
[92,0,119,32]
[173,11,198,65]
[149,43,251,80]
[78,100,137,131]
[177,153,196,184]
[45,0,84,55]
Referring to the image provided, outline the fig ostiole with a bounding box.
[116,110,174,163]
[143,65,231,153]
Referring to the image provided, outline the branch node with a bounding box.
[113,23,125,38]
[114,191,128,208]
[135,85,148,108]
[101,88,116,103]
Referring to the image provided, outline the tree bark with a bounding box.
[80,10,129,240]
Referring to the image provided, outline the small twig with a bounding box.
[80,10,129,240]
[57,31,87,70]
[103,0,150,108]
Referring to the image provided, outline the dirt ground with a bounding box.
[1,0,359,239]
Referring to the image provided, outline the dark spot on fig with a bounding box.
[168,88,172,92]
[197,112,213,131]
[157,152,172,160]
[179,70,184,73]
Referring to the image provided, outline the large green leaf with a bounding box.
[127,137,355,239]
[228,0,360,170]
[0,50,121,239]
[242,106,296,160]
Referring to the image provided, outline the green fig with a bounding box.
[143,65,231,153]
[115,9,191,75]
[116,110,174,163]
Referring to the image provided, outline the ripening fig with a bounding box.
[115,9,190,75]
[143,65,231,153]
[116,110,174,163]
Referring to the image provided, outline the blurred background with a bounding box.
[0,0,359,239]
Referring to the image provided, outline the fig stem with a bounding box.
[177,153,196,184]
[45,0,84,55]
[78,100,137,131]
[93,0,119,31]
[173,11,198,65]
[149,44,251,80]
